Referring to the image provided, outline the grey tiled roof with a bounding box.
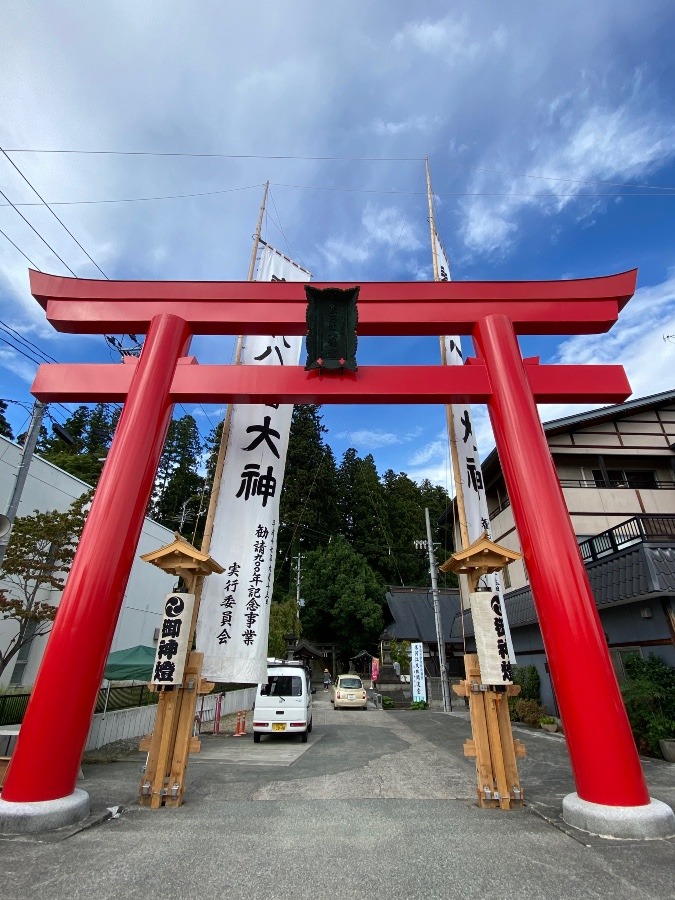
[450,544,675,638]
[383,587,461,644]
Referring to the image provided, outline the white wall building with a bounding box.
[0,435,176,688]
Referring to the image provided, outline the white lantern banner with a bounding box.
[151,593,196,686]
[470,592,514,686]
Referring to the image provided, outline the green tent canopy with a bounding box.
[103,645,156,682]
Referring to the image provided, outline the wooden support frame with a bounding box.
[137,535,220,809]
[453,654,525,809]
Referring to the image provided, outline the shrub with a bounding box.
[511,664,541,701]
[381,696,395,709]
[539,715,556,725]
[621,654,675,757]
[410,700,429,710]
[509,698,547,726]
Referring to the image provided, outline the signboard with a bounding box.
[151,593,196,686]
[371,657,380,683]
[470,591,514,685]
[410,642,427,703]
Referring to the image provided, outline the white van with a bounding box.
[252,660,315,743]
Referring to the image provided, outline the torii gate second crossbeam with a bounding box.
[2,268,671,840]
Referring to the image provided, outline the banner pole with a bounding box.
[201,181,268,554]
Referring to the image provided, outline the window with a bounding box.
[261,675,302,697]
[592,469,657,489]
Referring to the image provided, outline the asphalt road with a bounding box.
[1,696,673,900]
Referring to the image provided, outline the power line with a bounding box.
[1,147,109,278]
[0,187,78,276]
[0,183,264,207]
[0,227,42,269]
[4,146,675,192]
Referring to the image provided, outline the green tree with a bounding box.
[0,400,13,440]
[300,536,385,665]
[151,414,206,537]
[0,491,92,681]
[337,450,393,580]
[389,638,411,675]
[275,405,341,598]
[267,595,300,659]
[37,403,119,486]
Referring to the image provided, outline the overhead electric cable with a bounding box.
[0,228,42,269]
[1,147,109,278]
[0,187,78,276]
[4,146,675,191]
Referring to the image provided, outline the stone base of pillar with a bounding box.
[0,788,90,834]
[562,792,675,840]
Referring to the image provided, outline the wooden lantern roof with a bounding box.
[439,531,522,576]
[140,532,224,577]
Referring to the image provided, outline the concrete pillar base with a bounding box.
[562,792,675,840]
[0,788,90,834]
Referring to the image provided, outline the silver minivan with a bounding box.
[252,660,315,743]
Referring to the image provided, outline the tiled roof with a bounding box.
[451,544,675,638]
[383,587,461,644]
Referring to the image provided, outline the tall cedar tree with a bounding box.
[0,490,92,680]
[275,405,341,599]
[151,414,206,538]
[0,401,13,440]
[37,403,119,486]
[300,536,385,665]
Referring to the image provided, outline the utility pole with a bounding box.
[0,400,46,570]
[293,551,304,620]
[425,507,451,713]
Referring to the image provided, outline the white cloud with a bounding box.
[460,97,675,257]
[336,426,424,450]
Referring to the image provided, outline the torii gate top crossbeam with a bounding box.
[30,270,637,336]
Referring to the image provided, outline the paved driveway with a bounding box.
[1,696,673,900]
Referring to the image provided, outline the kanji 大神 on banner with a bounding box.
[196,244,311,683]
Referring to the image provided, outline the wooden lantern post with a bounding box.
[440,533,526,810]
[137,533,223,808]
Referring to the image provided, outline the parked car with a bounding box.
[331,674,368,710]
[252,661,315,743]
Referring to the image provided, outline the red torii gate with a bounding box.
[0,269,655,821]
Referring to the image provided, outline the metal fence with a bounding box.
[0,692,30,727]
[94,683,158,714]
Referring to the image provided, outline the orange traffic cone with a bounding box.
[234,710,247,736]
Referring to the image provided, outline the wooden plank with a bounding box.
[464,655,498,808]
[485,691,511,810]
[163,652,203,808]
[496,687,525,804]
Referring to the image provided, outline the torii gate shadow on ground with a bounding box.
[1,269,673,839]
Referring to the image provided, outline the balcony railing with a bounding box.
[559,478,675,489]
[489,478,675,521]
[578,515,675,564]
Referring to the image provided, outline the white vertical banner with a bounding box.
[410,642,427,703]
[434,231,516,663]
[196,243,311,684]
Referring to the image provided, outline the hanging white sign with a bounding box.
[469,591,514,685]
[151,593,196,686]
[410,641,427,703]
[196,244,311,684]
[434,230,516,663]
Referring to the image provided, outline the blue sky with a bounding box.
[1,2,675,492]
